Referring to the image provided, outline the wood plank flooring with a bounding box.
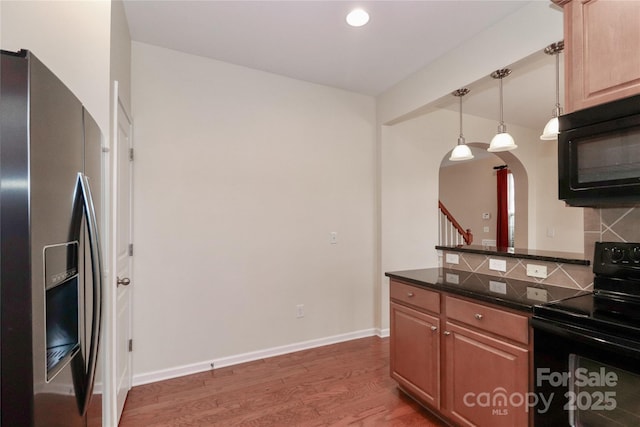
[119,336,447,426]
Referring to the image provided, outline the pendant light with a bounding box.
[449,88,474,161]
[540,41,565,140]
[488,68,517,152]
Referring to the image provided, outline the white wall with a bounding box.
[130,42,376,378]
[533,138,584,253]
[110,0,131,112]
[0,0,111,135]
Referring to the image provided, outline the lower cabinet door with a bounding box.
[390,302,440,408]
[444,322,529,427]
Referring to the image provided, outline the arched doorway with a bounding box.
[438,143,528,248]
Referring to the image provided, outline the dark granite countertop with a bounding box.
[385,268,590,313]
[435,245,590,266]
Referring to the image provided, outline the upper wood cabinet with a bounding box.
[559,0,640,112]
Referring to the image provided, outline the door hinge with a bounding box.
[129,148,134,161]
[128,243,134,256]
[128,339,133,352]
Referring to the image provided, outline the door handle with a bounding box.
[77,173,103,416]
[117,277,131,287]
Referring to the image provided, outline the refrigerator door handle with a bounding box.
[78,172,104,416]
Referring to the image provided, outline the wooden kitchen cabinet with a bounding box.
[390,302,440,408]
[558,0,640,112]
[444,297,529,427]
[390,282,441,408]
[389,280,532,427]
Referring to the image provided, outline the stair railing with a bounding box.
[438,201,473,246]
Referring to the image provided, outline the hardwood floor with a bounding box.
[119,336,447,426]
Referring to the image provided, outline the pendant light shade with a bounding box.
[489,131,516,152]
[540,116,559,140]
[540,41,564,140]
[449,88,474,161]
[488,68,517,153]
[450,143,474,161]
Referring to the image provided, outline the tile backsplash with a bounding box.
[440,204,640,292]
[584,205,640,263]
[441,251,593,290]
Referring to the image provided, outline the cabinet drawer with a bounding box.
[445,296,528,345]
[390,280,440,313]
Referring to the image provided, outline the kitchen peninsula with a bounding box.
[386,267,587,426]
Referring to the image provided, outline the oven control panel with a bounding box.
[593,242,640,278]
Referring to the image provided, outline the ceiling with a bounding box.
[123,0,562,131]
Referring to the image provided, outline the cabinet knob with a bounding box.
[474,313,483,320]
[430,325,437,331]
[407,292,414,298]
[443,331,451,336]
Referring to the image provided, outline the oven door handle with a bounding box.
[532,317,640,358]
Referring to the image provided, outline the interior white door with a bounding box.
[113,96,133,422]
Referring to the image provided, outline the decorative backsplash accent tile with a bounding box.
[442,250,593,290]
[584,205,640,263]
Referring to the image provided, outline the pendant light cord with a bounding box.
[544,40,564,118]
[459,94,463,138]
[555,52,560,109]
[490,68,511,133]
[499,76,504,126]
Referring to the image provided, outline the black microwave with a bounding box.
[558,94,640,207]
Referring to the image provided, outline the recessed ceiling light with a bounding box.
[346,9,369,27]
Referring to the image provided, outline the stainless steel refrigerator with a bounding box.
[1,50,104,426]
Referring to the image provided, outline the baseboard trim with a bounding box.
[133,328,383,386]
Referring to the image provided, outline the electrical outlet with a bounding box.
[445,273,459,284]
[526,287,548,302]
[526,264,548,279]
[296,304,305,318]
[445,253,459,264]
[489,258,507,272]
[489,280,507,294]
[329,232,338,244]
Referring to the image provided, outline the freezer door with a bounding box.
[28,53,86,427]
[0,50,34,427]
